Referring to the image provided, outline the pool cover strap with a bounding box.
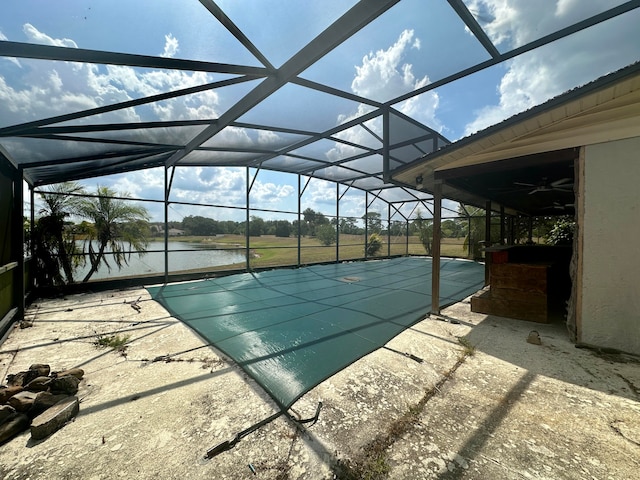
[204,402,323,458]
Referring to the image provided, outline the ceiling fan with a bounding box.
[543,201,576,211]
[513,177,574,195]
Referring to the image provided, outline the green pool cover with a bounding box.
[147,257,483,410]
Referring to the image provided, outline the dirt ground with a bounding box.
[0,286,638,479]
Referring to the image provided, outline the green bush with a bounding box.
[366,233,383,256]
[546,218,575,245]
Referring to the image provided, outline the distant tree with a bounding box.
[316,224,336,246]
[303,208,329,236]
[249,216,265,237]
[442,219,464,238]
[274,220,292,238]
[76,186,151,283]
[389,220,405,236]
[182,215,218,236]
[362,212,382,234]
[339,217,359,235]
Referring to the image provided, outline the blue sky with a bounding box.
[2,0,640,223]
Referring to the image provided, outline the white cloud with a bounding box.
[251,182,295,204]
[463,0,640,137]
[351,29,423,102]
[326,30,442,163]
[0,25,219,128]
[23,23,78,48]
[160,34,179,58]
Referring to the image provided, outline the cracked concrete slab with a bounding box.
[0,287,638,479]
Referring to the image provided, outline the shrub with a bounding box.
[366,233,383,256]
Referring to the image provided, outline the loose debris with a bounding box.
[125,296,142,313]
[526,330,542,345]
[0,364,84,445]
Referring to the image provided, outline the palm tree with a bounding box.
[34,182,86,285]
[76,186,150,283]
[413,210,433,255]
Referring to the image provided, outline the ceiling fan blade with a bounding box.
[551,178,573,187]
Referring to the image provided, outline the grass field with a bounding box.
[155,234,470,272]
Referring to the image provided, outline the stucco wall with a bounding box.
[580,137,640,354]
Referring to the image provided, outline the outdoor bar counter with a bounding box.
[471,245,572,323]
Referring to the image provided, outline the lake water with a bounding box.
[74,241,246,280]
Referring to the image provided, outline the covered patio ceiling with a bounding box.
[1,1,639,209]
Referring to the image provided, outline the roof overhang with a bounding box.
[392,63,640,215]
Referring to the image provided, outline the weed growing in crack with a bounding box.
[457,336,476,357]
[94,334,130,352]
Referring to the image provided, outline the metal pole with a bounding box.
[297,175,301,267]
[500,205,505,245]
[387,203,391,257]
[431,181,442,315]
[12,169,25,320]
[336,183,339,263]
[364,192,369,260]
[485,200,492,286]
[164,165,169,284]
[246,167,250,271]
[405,218,409,255]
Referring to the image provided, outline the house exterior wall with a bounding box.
[579,136,640,355]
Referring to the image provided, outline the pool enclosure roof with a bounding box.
[1,1,640,206]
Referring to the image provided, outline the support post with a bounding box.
[500,205,505,245]
[12,169,25,320]
[431,181,442,315]
[485,201,491,286]
[387,203,391,257]
[405,218,409,255]
[246,167,251,271]
[163,166,170,284]
[364,192,369,260]
[297,175,301,267]
[336,183,340,263]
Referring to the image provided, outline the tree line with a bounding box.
[158,209,469,240]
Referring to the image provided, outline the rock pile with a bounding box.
[0,364,83,445]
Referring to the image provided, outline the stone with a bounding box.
[6,371,29,387]
[25,376,52,392]
[0,413,31,445]
[29,364,51,377]
[0,405,17,424]
[527,330,542,345]
[6,364,50,387]
[49,375,80,395]
[7,391,38,412]
[31,392,69,416]
[30,396,79,440]
[53,368,85,380]
[0,385,24,403]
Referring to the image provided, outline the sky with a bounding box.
[2,0,639,224]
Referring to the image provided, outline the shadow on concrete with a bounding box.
[458,313,640,402]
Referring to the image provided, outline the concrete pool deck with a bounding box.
[1,286,639,479]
